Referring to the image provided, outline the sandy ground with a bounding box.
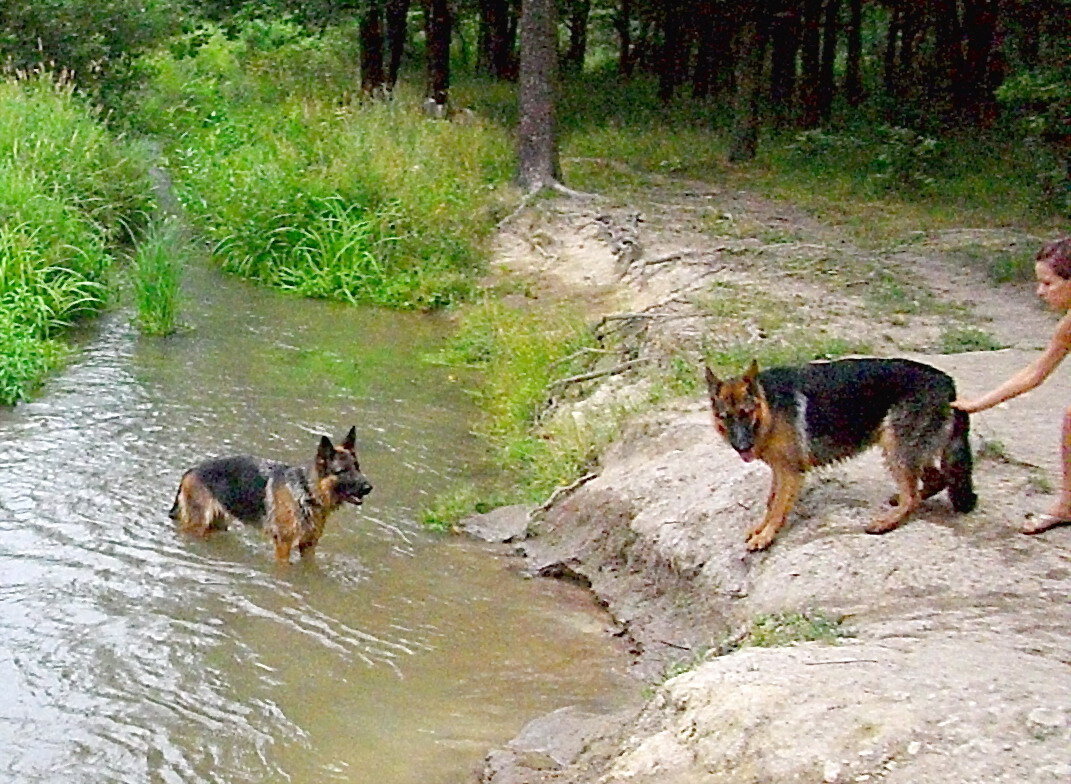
[469,180,1070,784]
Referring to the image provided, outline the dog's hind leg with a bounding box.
[173,473,219,537]
[870,429,924,534]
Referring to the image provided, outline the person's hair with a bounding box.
[1037,237,1071,279]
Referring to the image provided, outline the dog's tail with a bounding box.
[943,408,977,513]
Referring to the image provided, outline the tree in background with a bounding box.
[516,0,561,191]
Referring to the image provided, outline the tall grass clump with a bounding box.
[131,217,185,336]
[0,74,154,403]
[131,21,512,309]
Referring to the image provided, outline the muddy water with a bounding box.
[0,263,633,783]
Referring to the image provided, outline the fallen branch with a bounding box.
[547,357,649,389]
[531,472,599,516]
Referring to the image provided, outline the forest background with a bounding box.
[0,0,1067,513]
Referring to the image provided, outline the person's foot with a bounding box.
[1021,512,1071,534]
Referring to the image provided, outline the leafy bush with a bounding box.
[0,1,182,100]
[868,125,942,194]
[997,67,1071,216]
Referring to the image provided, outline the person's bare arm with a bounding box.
[954,314,1071,413]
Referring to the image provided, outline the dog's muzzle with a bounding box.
[342,479,373,506]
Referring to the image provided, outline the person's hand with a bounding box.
[952,398,977,413]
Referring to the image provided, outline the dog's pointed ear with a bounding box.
[317,435,335,467]
[743,359,762,393]
[341,426,357,454]
[703,364,720,393]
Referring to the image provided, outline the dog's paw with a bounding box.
[745,529,776,551]
[865,515,903,535]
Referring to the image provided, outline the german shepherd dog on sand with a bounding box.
[170,427,372,562]
[704,358,976,551]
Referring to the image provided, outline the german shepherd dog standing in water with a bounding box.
[704,358,976,551]
[170,427,372,562]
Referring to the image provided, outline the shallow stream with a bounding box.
[0,261,632,783]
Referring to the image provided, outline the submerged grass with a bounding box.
[0,74,153,402]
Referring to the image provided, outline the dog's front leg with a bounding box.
[868,464,921,535]
[747,465,803,551]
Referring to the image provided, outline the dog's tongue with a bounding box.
[738,448,756,463]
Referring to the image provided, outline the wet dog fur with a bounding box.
[705,358,976,551]
[170,427,372,562]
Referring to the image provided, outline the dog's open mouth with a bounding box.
[737,448,757,463]
[343,494,365,506]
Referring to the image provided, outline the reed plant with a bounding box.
[131,217,184,336]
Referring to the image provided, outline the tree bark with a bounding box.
[818,0,840,121]
[563,0,591,73]
[728,3,767,162]
[385,0,410,90]
[360,0,386,95]
[692,0,734,99]
[768,0,800,127]
[424,0,452,114]
[843,0,862,106]
[517,0,561,191]
[798,0,822,127]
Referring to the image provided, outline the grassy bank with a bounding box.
[426,70,1060,529]
[0,74,154,404]
[129,21,512,310]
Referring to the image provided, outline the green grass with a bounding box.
[131,217,185,336]
[0,73,154,402]
[130,23,513,310]
[721,610,847,655]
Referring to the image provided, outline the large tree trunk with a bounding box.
[424,0,452,114]
[517,0,561,191]
[818,0,840,121]
[961,0,1000,126]
[385,0,410,90]
[359,0,386,95]
[657,0,688,103]
[933,0,966,124]
[728,4,767,162]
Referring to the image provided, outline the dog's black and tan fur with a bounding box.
[705,358,976,551]
[170,427,372,562]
